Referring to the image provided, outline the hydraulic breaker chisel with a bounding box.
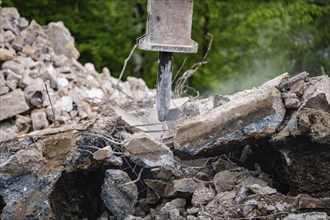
[137,0,198,121]
[157,52,173,121]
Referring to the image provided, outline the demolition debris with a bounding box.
[1,7,330,220]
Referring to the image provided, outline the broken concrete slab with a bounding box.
[123,132,173,168]
[0,89,30,121]
[172,73,287,158]
[101,169,138,220]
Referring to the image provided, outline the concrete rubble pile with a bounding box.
[1,7,330,220]
[0,7,154,142]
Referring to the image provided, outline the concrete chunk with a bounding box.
[297,75,330,144]
[0,48,14,61]
[0,89,30,121]
[295,194,330,209]
[0,121,18,142]
[191,184,215,206]
[93,146,113,160]
[300,75,329,110]
[0,86,9,95]
[173,73,287,157]
[4,30,16,43]
[214,170,237,193]
[249,184,277,195]
[164,178,196,198]
[15,115,31,134]
[31,108,49,130]
[1,60,25,75]
[23,78,45,107]
[283,92,301,109]
[123,132,174,168]
[24,20,42,45]
[54,95,73,113]
[44,22,80,59]
[101,169,138,220]
[5,69,22,81]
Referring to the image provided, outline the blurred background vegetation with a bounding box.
[3,0,330,96]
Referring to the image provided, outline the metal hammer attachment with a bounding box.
[137,0,198,121]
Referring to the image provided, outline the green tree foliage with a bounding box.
[3,0,330,95]
[191,1,330,95]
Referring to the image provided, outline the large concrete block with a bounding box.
[173,73,287,157]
